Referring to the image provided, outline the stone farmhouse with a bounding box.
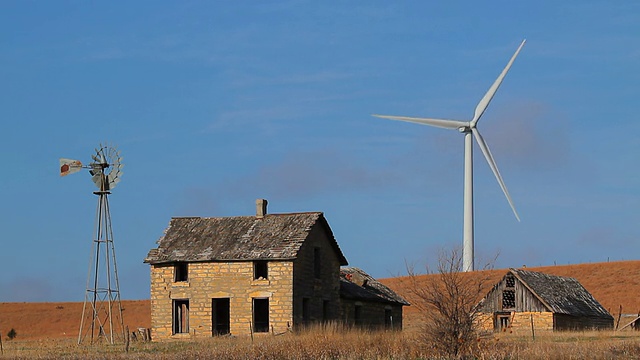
[144,199,408,340]
[476,268,613,333]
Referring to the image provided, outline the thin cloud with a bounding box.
[0,277,55,302]
[482,101,571,170]
[216,150,398,201]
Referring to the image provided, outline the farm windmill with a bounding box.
[374,40,525,272]
[60,144,125,344]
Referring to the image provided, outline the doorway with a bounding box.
[212,298,230,336]
[495,313,511,332]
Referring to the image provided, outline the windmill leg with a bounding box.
[463,130,474,272]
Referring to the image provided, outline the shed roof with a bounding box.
[509,268,612,319]
[144,212,348,265]
[340,267,410,306]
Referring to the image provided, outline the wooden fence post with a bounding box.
[125,325,130,353]
[615,305,623,330]
[249,321,254,343]
[530,313,535,341]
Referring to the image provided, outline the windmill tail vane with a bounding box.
[59,158,84,177]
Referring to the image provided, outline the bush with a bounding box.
[406,248,495,358]
[7,328,17,340]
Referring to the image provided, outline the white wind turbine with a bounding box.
[374,40,526,272]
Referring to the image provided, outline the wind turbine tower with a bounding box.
[374,40,525,272]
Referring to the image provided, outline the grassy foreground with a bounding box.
[1,326,639,359]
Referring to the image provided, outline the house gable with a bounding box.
[288,220,342,325]
[477,270,549,313]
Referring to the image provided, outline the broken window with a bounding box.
[502,289,516,309]
[174,262,188,282]
[172,299,189,334]
[505,274,515,287]
[254,261,268,280]
[502,274,516,309]
[313,247,321,279]
[253,298,269,333]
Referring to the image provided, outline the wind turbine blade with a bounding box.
[373,114,468,130]
[471,39,526,126]
[472,128,520,221]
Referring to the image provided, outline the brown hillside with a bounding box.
[380,260,640,332]
[0,300,150,340]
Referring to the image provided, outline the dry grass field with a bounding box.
[1,260,639,358]
[0,326,639,359]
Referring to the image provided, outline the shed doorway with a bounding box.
[495,312,511,332]
[212,298,230,336]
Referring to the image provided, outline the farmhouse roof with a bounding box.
[144,212,348,265]
[509,268,612,318]
[340,267,410,306]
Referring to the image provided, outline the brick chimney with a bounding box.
[256,199,268,219]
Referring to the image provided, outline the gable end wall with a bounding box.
[292,222,342,326]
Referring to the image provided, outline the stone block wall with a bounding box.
[150,260,294,340]
[477,311,554,333]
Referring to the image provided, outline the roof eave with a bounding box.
[146,257,298,266]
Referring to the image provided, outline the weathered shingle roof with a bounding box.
[510,268,612,318]
[340,267,410,306]
[144,212,348,265]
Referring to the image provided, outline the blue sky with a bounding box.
[1,1,638,301]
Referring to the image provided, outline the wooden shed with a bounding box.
[476,268,613,332]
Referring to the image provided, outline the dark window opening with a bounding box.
[502,289,515,309]
[254,261,268,280]
[322,300,329,322]
[253,298,269,333]
[172,299,189,334]
[212,298,230,336]
[302,298,310,325]
[354,304,362,326]
[385,308,393,329]
[313,247,321,279]
[174,262,188,282]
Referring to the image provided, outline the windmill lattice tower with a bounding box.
[60,144,125,344]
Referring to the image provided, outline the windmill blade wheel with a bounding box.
[90,144,124,191]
